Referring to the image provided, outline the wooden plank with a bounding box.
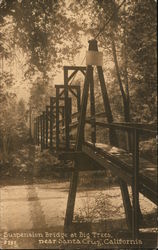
[82,143,157,204]
[82,144,132,182]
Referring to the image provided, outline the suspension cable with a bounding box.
[70,0,126,85]
[94,0,126,40]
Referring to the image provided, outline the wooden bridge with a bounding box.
[32,40,157,240]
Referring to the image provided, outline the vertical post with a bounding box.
[92,39,133,232]
[97,66,118,146]
[33,121,36,144]
[40,115,43,151]
[132,128,139,239]
[46,106,49,148]
[50,97,53,150]
[56,89,59,150]
[64,170,78,229]
[119,179,132,230]
[64,67,70,150]
[43,111,46,149]
[29,105,32,139]
[76,66,92,150]
[68,97,72,124]
[64,66,91,230]
[77,86,81,115]
[61,106,65,127]
[35,118,38,144]
[37,117,39,146]
[89,66,96,144]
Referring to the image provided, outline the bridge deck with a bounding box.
[81,142,157,205]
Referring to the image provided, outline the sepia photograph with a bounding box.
[0,0,157,249]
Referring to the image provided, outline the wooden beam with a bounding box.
[132,129,140,239]
[43,111,46,149]
[97,66,118,146]
[46,106,49,148]
[64,67,70,150]
[68,69,78,82]
[69,88,78,98]
[58,151,83,160]
[56,88,60,150]
[37,117,40,145]
[64,66,86,71]
[119,180,132,231]
[50,97,53,150]
[89,66,96,143]
[64,66,91,231]
[64,170,78,229]
[80,68,86,76]
[76,66,92,150]
[40,115,43,151]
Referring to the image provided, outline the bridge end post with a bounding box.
[64,170,79,231]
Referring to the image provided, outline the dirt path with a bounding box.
[0,144,157,249]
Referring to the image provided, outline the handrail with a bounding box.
[86,121,156,135]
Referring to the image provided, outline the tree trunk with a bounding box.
[111,36,130,120]
[111,35,132,151]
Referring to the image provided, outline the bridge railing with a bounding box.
[84,120,156,237]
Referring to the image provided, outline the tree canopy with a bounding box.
[0,0,157,138]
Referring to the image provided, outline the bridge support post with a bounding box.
[43,111,46,149]
[119,180,132,230]
[64,170,78,230]
[64,40,136,237]
[97,66,118,146]
[89,66,96,144]
[40,115,43,151]
[37,117,40,146]
[46,106,49,149]
[64,66,92,231]
[56,89,60,150]
[33,120,36,144]
[35,118,38,144]
[77,86,81,115]
[64,67,70,151]
[132,129,140,239]
[50,97,53,150]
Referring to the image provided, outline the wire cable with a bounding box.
[69,0,126,85]
[94,0,126,40]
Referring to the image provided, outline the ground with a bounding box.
[0,143,157,249]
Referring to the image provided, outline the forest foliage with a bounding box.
[0,0,157,162]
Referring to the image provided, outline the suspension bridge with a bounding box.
[32,39,157,240]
